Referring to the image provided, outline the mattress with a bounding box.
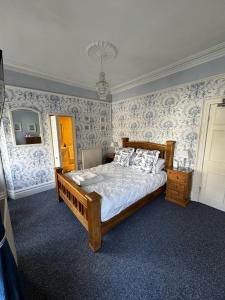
[66,162,167,222]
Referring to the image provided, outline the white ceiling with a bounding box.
[1,0,225,92]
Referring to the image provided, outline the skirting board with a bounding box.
[8,181,56,199]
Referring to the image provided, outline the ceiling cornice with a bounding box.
[112,73,225,103]
[111,42,225,95]
[5,60,96,92]
[4,42,225,95]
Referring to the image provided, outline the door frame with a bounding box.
[48,113,78,171]
[193,96,223,202]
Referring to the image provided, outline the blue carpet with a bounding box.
[8,189,225,300]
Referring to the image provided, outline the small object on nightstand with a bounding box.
[110,141,119,152]
[105,153,115,163]
[166,168,193,207]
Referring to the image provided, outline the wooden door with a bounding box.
[58,116,76,172]
[199,103,225,211]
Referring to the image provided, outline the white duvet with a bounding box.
[66,162,167,222]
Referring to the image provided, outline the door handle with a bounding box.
[217,98,225,107]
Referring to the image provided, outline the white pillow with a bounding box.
[155,158,165,173]
[114,147,135,167]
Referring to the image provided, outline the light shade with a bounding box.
[96,72,110,100]
[110,141,119,148]
[86,41,117,101]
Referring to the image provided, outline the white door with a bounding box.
[199,103,225,211]
[50,116,62,168]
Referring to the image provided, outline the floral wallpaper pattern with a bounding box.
[0,86,111,191]
[112,76,225,168]
[1,75,225,194]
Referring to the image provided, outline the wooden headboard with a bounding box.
[122,137,176,170]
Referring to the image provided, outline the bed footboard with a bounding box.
[55,168,102,251]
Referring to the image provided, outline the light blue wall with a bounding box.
[112,55,225,101]
[4,69,112,102]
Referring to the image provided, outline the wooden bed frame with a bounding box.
[55,137,175,252]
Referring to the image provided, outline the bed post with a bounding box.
[55,167,63,202]
[122,137,129,147]
[165,141,176,169]
[86,192,102,252]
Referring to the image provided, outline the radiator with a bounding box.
[81,147,102,169]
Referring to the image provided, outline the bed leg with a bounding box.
[55,167,63,202]
[86,192,102,252]
[57,195,63,202]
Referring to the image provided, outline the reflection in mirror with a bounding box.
[11,109,42,145]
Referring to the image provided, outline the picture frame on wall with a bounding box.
[27,123,36,133]
[14,122,22,131]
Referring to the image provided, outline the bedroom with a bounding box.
[0,0,225,299]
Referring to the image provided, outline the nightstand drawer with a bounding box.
[166,189,185,202]
[167,180,185,192]
[167,170,186,182]
[166,189,179,201]
[105,153,115,164]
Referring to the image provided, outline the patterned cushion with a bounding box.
[132,149,160,173]
[114,147,135,167]
[132,149,153,168]
[136,148,147,155]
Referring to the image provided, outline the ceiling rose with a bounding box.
[86,41,118,64]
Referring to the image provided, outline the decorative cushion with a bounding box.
[132,149,160,173]
[132,149,154,168]
[136,148,147,155]
[114,147,135,167]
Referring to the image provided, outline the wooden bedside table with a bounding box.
[105,153,115,164]
[166,168,193,207]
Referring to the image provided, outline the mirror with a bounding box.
[10,109,42,145]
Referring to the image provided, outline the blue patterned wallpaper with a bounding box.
[112,76,225,169]
[0,86,111,192]
[1,75,225,194]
